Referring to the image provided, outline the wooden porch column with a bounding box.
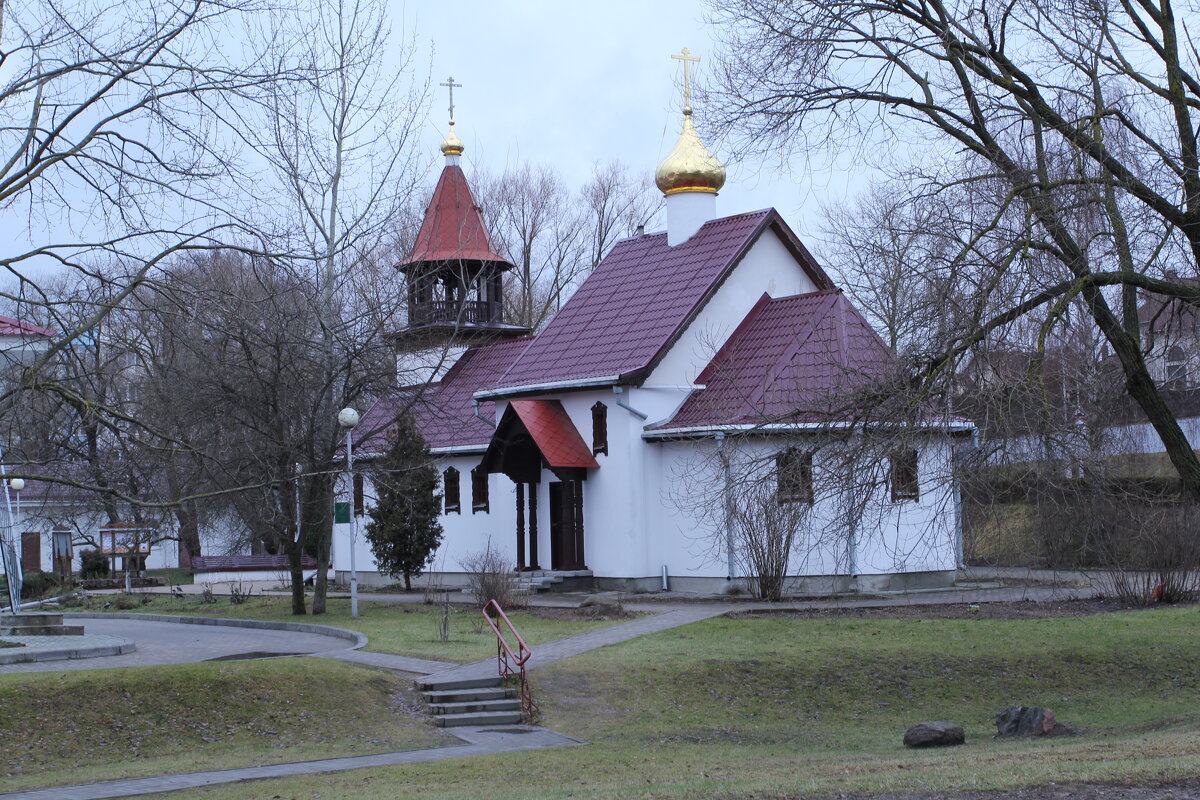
[572,480,586,570]
[515,482,526,571]
[528,483,540,570]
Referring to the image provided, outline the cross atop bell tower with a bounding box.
[438,76,465,160]
[670,47,700,113]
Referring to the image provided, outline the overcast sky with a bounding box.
[400,0,865,245]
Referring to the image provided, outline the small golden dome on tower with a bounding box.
[440,121,464,156]
[655,109,726,195]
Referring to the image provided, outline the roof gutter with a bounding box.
[471,398,496,428]
[642,420,977,440]
[613,386,648,420]
[473,374,621,401]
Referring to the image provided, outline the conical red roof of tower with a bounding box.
[403,164,509,267]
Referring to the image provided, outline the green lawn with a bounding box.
[89,594,629,662]
[0,658,450,793]
[138,605,1200,800]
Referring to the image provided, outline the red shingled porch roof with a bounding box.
[402,165,509,268]
[507,400,599,469]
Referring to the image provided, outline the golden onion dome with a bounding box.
[440,121,464,156]
[655,108,726,195]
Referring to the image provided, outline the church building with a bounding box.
[339,56,968,595]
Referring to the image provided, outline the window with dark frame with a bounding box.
[591,401,608,455]
[890,449,920,502]
[353,473,365,516]
[471,466,489,513]
[776,448,814,504]
[443,467,460,514]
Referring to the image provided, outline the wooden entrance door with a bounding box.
[21,531,40,572]
[548,480,585,570]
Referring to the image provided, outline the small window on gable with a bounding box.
[471,466,489,513]
[591,402,608,456]
[890,449,920,502]
[443,467,460,514]
[353,473,365,516]
[776,448,814,504]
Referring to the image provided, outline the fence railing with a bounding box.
[481,599,538,722]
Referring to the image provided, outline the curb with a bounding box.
[0,639,136,665]
[63,612,369,651]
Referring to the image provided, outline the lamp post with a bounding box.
[337,407,360,619]
[5,478,23,614]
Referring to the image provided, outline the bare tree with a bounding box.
[227,0,427,612]
[709,0,1200,497]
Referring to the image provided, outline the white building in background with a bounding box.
[336,60,970,595]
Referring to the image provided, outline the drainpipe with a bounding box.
[613,386,647,420]
[472,398,496,428]
[716,432,735,581]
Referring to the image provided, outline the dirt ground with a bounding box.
[814,779,1200,800]
[730,597,1198,620]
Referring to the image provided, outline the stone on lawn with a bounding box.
[995,706,1072,737]
[579,594,622,615]
[903,721,965,748]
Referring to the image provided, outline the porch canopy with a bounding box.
[479,399,599,482]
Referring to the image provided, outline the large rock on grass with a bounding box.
[995,706,1072,737]
[903,721,965,748]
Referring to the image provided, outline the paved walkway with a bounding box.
[0,617,355,674]
[0,725,585,800]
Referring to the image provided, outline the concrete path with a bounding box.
[325,648,455,675]
[0,725,584,800]
[420,605,726,687]
[0,617,355,674]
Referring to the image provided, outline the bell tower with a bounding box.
[394,78,529,368]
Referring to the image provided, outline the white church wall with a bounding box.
[647,228,822,389]
[336,455,519,589]
[643,434,960,593]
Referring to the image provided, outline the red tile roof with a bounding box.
[652,290,896,429]
[0,315,55,338]
[355,337,532,454]
[507,400,599,469]
[484,209,834,395]
[402,164,509,268]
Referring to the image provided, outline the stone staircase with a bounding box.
[0,612,84,636]
[419,675,523,727]
[514,569,594,594]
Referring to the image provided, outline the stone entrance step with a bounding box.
[514,569,594,594]
[420,676,523,727]
[0,612,84,636]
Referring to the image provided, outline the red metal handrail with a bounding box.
[482,599,538,722]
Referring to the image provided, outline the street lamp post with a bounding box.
[337,407,360,619]
[5,478,23,614]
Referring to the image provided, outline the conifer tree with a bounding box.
[364,415,443,590]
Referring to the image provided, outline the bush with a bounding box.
[114,594,137,610]
[79,549,110,579]
[462,540,526,610]
[21,571,60,600]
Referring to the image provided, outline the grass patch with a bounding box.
[88,594,628,662]
[144,568,194,586]
[0,657,449,792]
[143,605,1200,800]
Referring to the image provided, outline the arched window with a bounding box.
[443,467,460,514]
[471,466,489,513]
[890,449,920,502]
[1167,345,1188,385]
[775,448,813,504]
[591,402,608,456]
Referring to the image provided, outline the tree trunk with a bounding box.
[286,539,306,615]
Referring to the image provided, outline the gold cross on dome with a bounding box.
[670,47,700,111]
[439,76,462,122]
